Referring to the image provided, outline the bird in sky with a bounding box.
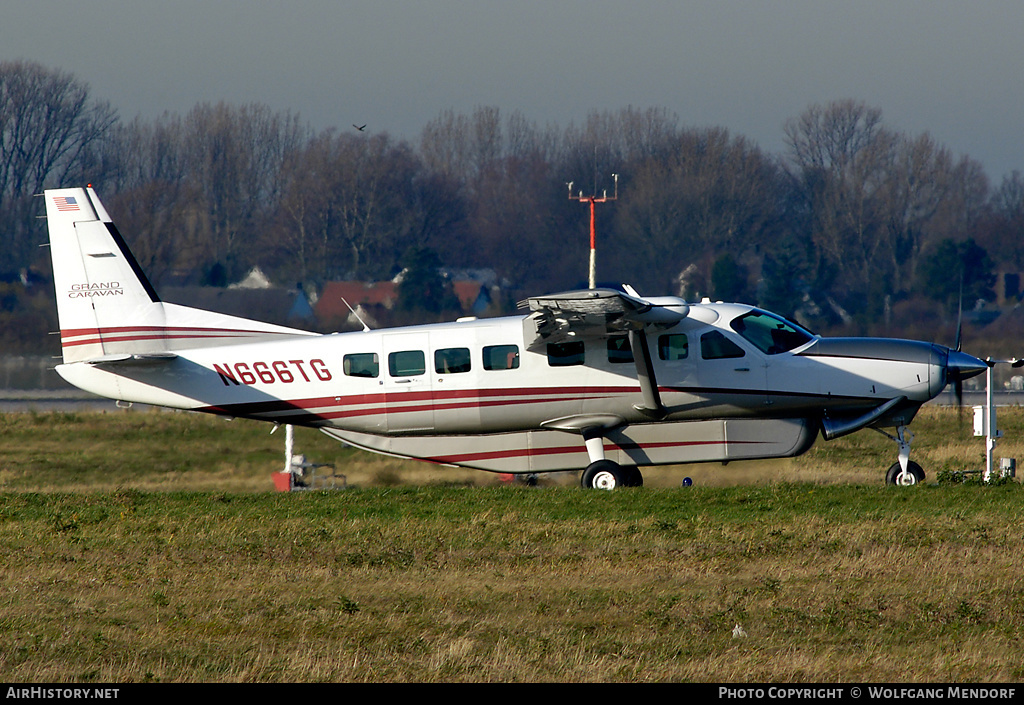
[353,124,366,132]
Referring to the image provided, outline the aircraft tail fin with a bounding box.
[45,187,313,363]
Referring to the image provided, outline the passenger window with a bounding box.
[658,334,689,361]
[343,352,379,378]
[547,341,585,366]
[435,347,471,374]
[700,330,745,360]
[483,344,520,370]
[607,336,633,364]
[388,350,425,377]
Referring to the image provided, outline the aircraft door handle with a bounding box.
[734,367,750,372]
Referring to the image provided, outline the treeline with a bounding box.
[4,60,1024,350]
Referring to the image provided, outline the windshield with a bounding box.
[729,310,814,354]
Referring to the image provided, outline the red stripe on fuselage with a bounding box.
[60,325,294,347]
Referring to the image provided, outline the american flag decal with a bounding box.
[53,196,79,212]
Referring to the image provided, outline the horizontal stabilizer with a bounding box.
[83,352,179,367]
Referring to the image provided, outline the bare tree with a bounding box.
[783,100,899,303]
[274,130,445,285]
[0,61,117,274]
[614,127,779,295]
[979,170,1024,272]
[878,133,988,288]
[420,107,571,290]
[180,102,307,279]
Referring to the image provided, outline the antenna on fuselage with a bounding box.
[567,173,619,290]
[341,297,372,332]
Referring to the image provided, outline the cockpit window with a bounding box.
[730,310,814,354]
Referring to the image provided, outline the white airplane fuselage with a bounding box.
[56,305,949,474]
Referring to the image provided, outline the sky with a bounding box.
[4,1,1024,181]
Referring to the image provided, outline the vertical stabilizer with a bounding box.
[45,187,313,363]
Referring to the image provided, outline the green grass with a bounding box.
[2,407,1024,682]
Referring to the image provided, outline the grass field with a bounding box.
[2,407,1024,682]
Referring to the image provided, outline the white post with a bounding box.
[285,424,294,474]
[985,364,996,482]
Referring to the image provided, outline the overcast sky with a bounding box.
[5,1,1024,180]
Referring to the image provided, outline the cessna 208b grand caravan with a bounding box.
[44,187,988,489]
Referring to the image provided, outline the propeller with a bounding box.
[946,276,1021,417]
[947,349,988,390]
[954,287,964,418]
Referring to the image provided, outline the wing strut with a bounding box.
[539,413,626,464]
[628,329,665,418]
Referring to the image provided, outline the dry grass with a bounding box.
[3,485,1024,683]
[1,407,1024,682]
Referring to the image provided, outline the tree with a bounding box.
[711,253,748,302]
[917,238,995,310]
[0,61,117,275]
[180,102,307,281]
[781,99,991,326]
[783,99,895,306]
[758,233,810,321]
[614,127,779,294]
[274,129,461,287]
[396,246,461,319]
[977,170,1024,273]
[421,107,571,292]
[96,104,309,285]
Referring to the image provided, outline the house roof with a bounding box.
[316,281,399,321]
[315,280,490,321]
[453,281,485,310]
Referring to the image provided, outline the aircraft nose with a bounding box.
[947,349,988,382]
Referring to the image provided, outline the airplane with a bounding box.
[42,186,990,489]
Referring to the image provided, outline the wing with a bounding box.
[519,287,688,350]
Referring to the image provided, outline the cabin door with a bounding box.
[382,332,434,432]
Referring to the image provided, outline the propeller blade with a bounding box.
[955,272,964,352]
[946,348,985,429]
[955,377,964,426]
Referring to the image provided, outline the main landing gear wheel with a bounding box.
[581,460,643,489]
[885,461,925,486]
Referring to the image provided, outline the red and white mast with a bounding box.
[568,173,618,289]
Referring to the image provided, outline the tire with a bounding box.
[885,461,925,486]
[581,460,627,490]
[622,466,644,487]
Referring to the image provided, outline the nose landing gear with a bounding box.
[880,425,925,485]
[885,460,925,485]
